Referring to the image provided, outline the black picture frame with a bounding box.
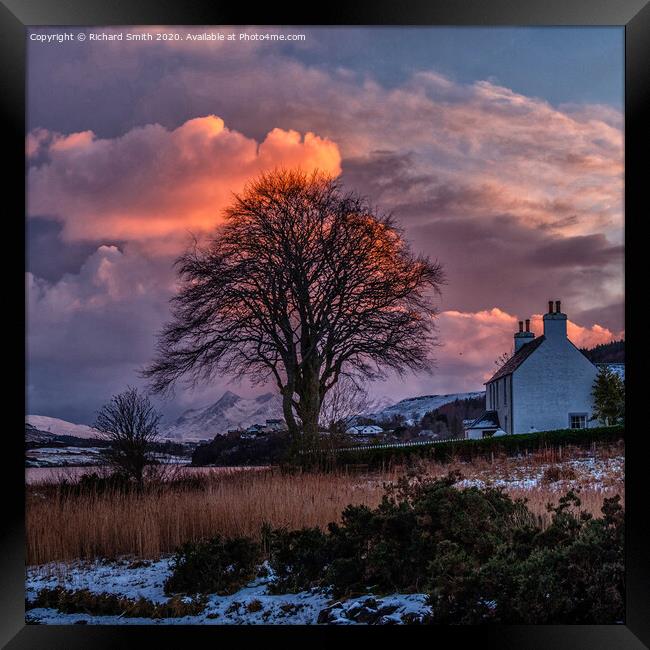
[2,1,647,647]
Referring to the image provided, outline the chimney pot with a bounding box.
[555,300,561,314]
[518,321,524,332]
[525,319,530,332]
[548,300,553,314]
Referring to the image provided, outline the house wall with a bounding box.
[486,375,513,434]
[512,336,598,434]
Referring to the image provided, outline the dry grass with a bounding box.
[26,443,624,566]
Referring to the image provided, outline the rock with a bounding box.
[317,602,343,624]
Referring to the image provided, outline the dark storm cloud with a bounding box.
[408,214,623,331]
[529,235,624,268]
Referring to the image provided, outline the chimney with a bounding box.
[514,317,535,352]
[543,298,567,342]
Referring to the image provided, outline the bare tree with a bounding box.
[319,375,373,434]
[94,387,162,484]
[143,169,444,447]
[494,351,511,368]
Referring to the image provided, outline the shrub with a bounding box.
[265,472,624,623]
[29,587,205,618]
[246,599,264,613]
[164,535,262,595]
[264,525,330,594]
[63,472,135,496]
[427,492,625,624]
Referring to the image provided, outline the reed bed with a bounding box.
[26,443,624,566]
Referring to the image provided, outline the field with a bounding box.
[26,442,624,566]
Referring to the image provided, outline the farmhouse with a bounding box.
[465,300,600,439]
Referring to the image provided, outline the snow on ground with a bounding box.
[26,559,431,625]
[366,391,485,425]
[25,447,107,468]
[455,455,624,492]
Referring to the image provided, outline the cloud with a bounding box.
[28,116,341,243]
[434,307,623,387]
[25,35,624,419]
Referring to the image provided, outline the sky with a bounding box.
[26,26,625,424]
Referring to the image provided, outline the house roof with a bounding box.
[466,410,500,430]
[486,335,546,384]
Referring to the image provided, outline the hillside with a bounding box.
[580,339,625,363]
[26,415,100,439]
[365,391,485,425]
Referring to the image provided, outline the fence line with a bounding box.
[303,437,463,455]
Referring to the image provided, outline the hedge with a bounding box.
[322,425,624,468]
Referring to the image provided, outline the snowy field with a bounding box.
[455,455,624,492]
[25,446,108,468]
[26,559,431,625]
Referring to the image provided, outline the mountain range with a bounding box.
[163,391,285,441]
[26,389,487,442]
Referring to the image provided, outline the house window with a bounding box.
[569,414,587,429]
[503,378,507,405]
[482,430,496,438]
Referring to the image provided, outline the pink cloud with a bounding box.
[27,115,341,243]
[434,307,623,388]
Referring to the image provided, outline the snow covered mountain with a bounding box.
[163,391,284,441]
[25,415,101,439]
[27,390,487,443]
[365,391,486,425]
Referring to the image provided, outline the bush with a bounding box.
[29,587,206,618]
[264,472,624,623]
[264,525,330,594]
[60,471,135,496]
[429,492,625,623]
[164,535,262,595]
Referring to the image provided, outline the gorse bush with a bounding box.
[263,472,624,623]
[163,472,624,623]
[445,491,625,624]
[263,525,330,594]
[266,471,537,598]
[164,535,262,595]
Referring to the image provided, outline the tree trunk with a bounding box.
[295,367,322,450]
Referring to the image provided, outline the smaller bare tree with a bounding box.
[94,387,162,485]
[494,351,511,368]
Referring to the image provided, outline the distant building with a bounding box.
[263,419,285,432]
[466,300,600,439]
[346,424,384,436]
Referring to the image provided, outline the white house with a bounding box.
[465,300,600,439]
